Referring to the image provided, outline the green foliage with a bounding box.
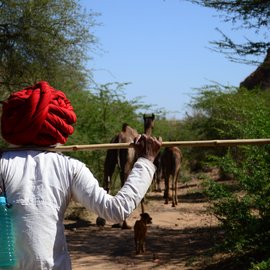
[0,0,171,188]
[186,84,270,267]
[153,118,182,141]
[65,82,146,180]
[184,85,270,171]
[216,150,270,267]
[203,179,231,200]
[250,258,270,270]
[188,0,270,63]
[189,85,270,139]
[0,0,97,97]
[0,0,170,181]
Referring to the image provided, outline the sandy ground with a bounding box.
[64,177,223,270]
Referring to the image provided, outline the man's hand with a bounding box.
[134,134,162,162]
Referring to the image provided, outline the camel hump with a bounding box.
[122,123,129,132]
[126,126,139,138]
[122,124,138,137]
[119,123,138,143]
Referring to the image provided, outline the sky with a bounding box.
[79,0,261,120]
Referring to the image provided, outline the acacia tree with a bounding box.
[0,0,98,98]
[67,82,150,181]
[188,0,270,64]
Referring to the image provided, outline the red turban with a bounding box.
[1,81,77,146]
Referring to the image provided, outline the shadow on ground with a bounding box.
[65,221,223,269]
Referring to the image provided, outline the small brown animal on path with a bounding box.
[160,146,182,207]
[134,212,152,254]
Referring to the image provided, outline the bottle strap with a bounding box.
[0,152,3,196]
[0,152,12,208]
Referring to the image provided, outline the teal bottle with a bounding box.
[0,196,16,267]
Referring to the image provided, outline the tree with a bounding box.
[66,82,149,180]
[188,0,270,64]
[0,0,98,98]
[185,85,270,268]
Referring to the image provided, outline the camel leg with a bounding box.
[103,148,117,193]
[153,167,162,192]
[175,170,180,206]
[155,172,162,192]
[156,180,161,192]
[142,239,145,253]
[172,175,176,207]
[174,177,178,206]
[135,239,138,254]
[164,176,169,204]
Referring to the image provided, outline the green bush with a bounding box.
[250,258,270,270]
[184,85,270,268]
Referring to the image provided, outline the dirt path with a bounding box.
[65,178,222,270]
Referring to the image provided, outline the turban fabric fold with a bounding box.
[1,81,77,146]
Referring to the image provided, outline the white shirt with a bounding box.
[0,150,155,270]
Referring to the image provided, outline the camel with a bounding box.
[103,123,138,229]
[103,114,156,228]
[160,146,182,207]
[103,123,138,194]
[152,153,162,192]
[141,114,163,193]
[143,113,155,136]
[140,113,156,213]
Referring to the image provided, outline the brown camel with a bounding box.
[160,146,182,207]
[143,113,155,136]
[142,114,162,193]
[103,115,156,194]
[140,114,156,213]
[103,123,138,194]
[103,123,138,229]
[103,114,156,228]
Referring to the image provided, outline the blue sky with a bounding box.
[80,0,260,119]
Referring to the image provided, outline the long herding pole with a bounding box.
[2,138,270,152]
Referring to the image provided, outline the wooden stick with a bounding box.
[2,138,270,152]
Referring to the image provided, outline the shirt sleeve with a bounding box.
[71,157,156,223]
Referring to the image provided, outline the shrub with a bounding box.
[185,85,270,268]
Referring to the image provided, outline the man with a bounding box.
[0,81,161,270]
